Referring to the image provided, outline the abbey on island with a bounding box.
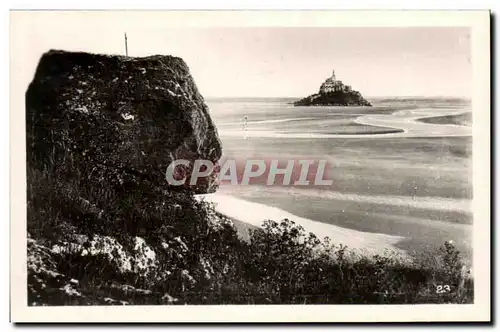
[293,69,371,107]
[319,70,353,94]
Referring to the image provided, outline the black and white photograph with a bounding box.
[10,10,491,323]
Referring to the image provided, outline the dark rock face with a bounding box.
[26,50,222,194]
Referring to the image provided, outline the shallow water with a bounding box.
[205,98,473,260]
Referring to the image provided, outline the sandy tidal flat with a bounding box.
[205,98,472,260]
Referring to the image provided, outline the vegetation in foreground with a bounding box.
[28,164,473,305]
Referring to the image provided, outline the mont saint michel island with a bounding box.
[294,70,372,106]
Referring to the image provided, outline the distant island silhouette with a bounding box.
[294,70,372,106]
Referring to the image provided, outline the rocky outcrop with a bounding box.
[26,50,222,194]
[294,71,371,106]
[27,233,181,305]
[26,50,228,306]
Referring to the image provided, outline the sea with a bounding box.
[203,97,473,261]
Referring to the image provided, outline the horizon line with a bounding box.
[204,95,472,100]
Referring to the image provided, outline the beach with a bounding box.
[203,98,473,260]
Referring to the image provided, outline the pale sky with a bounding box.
[14,14,471,98]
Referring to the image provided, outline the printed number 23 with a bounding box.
[436,285,451,294]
